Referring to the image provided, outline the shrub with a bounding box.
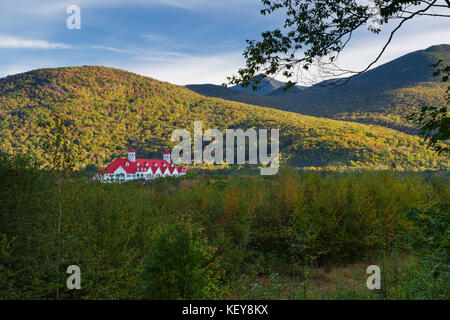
[406,204,450,281]
[141,215,224,299]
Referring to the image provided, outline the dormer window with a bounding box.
[125,162,129,166]
[137,163,140,167]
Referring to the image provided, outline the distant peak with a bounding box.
[424,44,450,51]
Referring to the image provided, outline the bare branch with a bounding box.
[326,0,439,86]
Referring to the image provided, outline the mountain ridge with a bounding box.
[0,65,448,171]
[186,44,450,133]
[229,74,307,95]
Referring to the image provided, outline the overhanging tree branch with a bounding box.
[228,0,449,89]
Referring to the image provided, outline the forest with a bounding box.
[0,66,448,172]
[1,153,448,299]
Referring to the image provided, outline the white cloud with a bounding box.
[0,61,60,78]
[273,16,450,85]
[334,29,450,73]
[0,1,448,85]
[132,50,191,63]
[0,35,71,49]
[140,33,168,42]
[0,66,29,77]
[89,45,132,53]
[125,51,244,85]
[0,0,257,16]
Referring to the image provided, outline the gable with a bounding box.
[102,156,187,176]
[113,166,127,175]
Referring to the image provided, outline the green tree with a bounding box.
[228,0,450,89]
[408,61,449,154]
[141,216,223,299]
[406,204,450,280]
[39,111,78,299]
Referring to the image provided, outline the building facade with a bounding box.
[98,148,186,183]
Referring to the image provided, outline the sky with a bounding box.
[0,0,449,85]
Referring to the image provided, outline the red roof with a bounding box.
[128,148,135,152]
[167,163,176,174]
[102,158,186,175]
[164,150,170,154]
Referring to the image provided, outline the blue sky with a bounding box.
[0,0,449,85]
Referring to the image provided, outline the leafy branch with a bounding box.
[228,0,450,89]
[407,61,449,154]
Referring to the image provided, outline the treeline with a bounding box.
[1,153,448,299]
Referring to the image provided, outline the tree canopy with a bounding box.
[228,0,450,89]
[408,61,449,154]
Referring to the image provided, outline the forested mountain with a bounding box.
[187,44,450,133]
[185,84,285,108]
[0,66,448,171]
[229,74,306,95]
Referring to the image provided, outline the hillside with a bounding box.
[185,84,287,108]
[230,74,285,95]
[0,66,448,171]
[187,44,450,133]
[229,74,306,95]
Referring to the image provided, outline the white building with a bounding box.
[98,148,187,183]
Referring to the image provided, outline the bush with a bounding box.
[406,204,450,281]
[1,151,448,299]
[141,215,224,299]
